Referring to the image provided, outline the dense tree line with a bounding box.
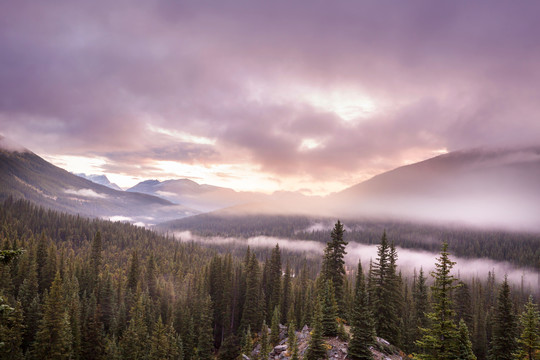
[0,198,539,360]
[162,214,540,268]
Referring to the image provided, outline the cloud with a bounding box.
[2,1,540,192]
[0,135,27,152]
[64,188,107,199]
[108,215,133,222]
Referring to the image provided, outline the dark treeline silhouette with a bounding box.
[0,198,539,360]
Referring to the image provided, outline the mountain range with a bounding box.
[2,135,540,231]
[0,138,197,225]
[125,178,265,212]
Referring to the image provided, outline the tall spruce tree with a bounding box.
[370,231,400,344]
[281,262,292,324]
[320,280,338,337]
[260,321,270,360]
[0,301,24,360]
[267,245,282,323]
[455,281,473,330]
[321,220,348,317]
[348,261,374,360]
[489,276,518,360]
[241,253,261,332]
[457,319,477,360]
[514,295,540,360]
[415,242,459,360]
[270,306,281,346]
[127,251,141,292]
[413,267,429,351]
[241,325,253,357]
[90,231,102,291]
[33,271,73,360]
[305,301,326,360]
[120,294,149,360]
[289,320,300,360]
[197,295,215,360]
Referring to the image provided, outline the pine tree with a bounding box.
[36,232,49,294]
[17,256,40,351]
[64,274,81,360]
[489,276,518,360]
[321,220,348,317]
[127,251,141,292]
[81,293,105,360]
[241,253,261,332]
[370,231,400,344]
[281,262,292,325]
[513,295,539,360]
[305,301,327,360]
[0,300,24,360]
[150,316,180,360]
[457,319,477,360]
[120,294,149,360]
[90,231,102,291]
[320,280,338,337]
[218,335,240,360]
[387,241,402,345]
[270,306,281,346]
[267,245,282,323]
[33,271,73,360]
[455,281,473,330]
[197,295,215,360]
[241,325,253,357]
[289,320,300,360]
[415,242,459,360]
[146,253,158,300]
[99,271,115,334]
[348,261,374,360]
[413,267,429,351]
[472,288,488,360]
[260,321,270,360]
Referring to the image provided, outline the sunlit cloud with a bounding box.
[2,1,540,194]
[146,124,216,145]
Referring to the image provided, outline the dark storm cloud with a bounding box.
[2,0,540,184]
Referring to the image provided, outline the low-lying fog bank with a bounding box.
[174,231,539,291]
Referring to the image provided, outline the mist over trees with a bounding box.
[0,198,538,360]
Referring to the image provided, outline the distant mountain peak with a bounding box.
[75,173,123,191]
[139,179,162,185]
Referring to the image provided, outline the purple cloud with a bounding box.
[1,0,540,191]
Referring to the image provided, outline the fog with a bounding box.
[0,135,27,152]
[206,147,540,233]
[175,231,539,290]
[64,188,107,199]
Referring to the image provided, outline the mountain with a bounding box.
[0,139,198,225]
[160,146,540,231]
[330,146,540,230]
[126,178,267,212]
[75,173,123,191]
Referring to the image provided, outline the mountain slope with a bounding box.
[0,144,197,224]
[331,147,540,230]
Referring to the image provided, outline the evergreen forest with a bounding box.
[1,198,539,360]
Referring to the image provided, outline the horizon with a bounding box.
[2,2,540,194]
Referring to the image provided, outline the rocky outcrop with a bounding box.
[248,324,406,360]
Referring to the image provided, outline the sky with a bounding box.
[2,1,540,195]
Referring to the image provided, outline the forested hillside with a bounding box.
[0,199,538,359]
[159,214,540,269]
